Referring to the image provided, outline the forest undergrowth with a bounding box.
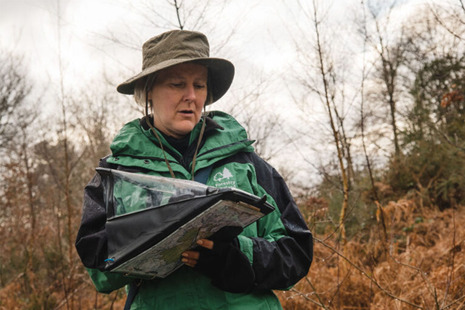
[276,198,465,309]
[2,195,462,310]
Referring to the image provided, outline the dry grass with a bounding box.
[276,200,465,310]
[1,198,463,309]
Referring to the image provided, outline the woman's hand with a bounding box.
[181,239,214,267]
[179,226,255,293]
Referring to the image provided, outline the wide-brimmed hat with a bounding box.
[117,30,235,104]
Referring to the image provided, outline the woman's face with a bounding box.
[149,62,208,139]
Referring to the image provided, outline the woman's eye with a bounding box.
[195,84,206,89]
[171,83,183,87]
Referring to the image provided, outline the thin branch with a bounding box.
[441,209,457,309]
[290,287,326,308]
[309,0,350,243]
[428,2,463,41]
[173,0,184,30]
[305,277,329,310]
[442,294,465,310]
[387,253,437,303]
[460,0,465,13]
[314,237,424,309]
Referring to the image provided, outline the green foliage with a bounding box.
[385,55,465,209]
[408,54,465,146]
[316,170,378,239]
[385,140,465,209]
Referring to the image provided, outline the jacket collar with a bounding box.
[109,111,253,173]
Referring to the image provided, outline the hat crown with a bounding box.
[142,30,210,70]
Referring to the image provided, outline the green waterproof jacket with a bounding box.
[75,111,313,309]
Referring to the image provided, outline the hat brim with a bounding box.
[116,57,234,104]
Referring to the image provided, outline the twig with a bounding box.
[333,265,354,309]
[314,237,424,309]
[442,294,465,310]
[173,0,184,30]
[428,2,462,41]
[53,282,87,310]
[441,209,457,309]
[387,253,437,302]
[305,277,329,310]
[290,287,325,307]
[110,290,119,310]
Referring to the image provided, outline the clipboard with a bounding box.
[97,168,274,279]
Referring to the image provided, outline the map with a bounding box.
[110,199,264,278]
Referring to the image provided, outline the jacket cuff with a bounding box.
[87,268,132,294]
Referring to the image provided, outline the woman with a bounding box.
[75,30,313,310]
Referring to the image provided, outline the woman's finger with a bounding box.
[181,239,214,268]
[181,251,200,267]
[197,239,214,250]
[182,250,200,260]
[181,257,198,267]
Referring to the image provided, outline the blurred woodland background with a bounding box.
[1,0,465,309]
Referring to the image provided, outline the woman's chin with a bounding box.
[169,126,196,138]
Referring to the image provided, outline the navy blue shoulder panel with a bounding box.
[211,151,313,290]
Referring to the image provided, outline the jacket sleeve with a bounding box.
[75,159,132,293]
[242,153,313,291]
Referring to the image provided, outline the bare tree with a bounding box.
[0,51,31,149]
[0,50,39,299]
[362,0,416,158]
[290,0,352,244]
[29,0,89,307]
[357,0,389,245]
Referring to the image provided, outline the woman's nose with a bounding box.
[183,85,196,101]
